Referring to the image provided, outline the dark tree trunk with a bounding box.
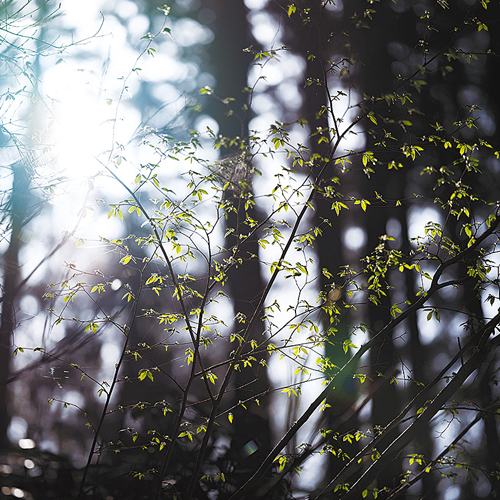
[203,0,272,489]
[0,160,30,448]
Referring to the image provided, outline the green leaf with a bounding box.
[138,369,154,382]
[120,255,131,265]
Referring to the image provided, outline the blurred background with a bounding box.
[0,1,499,499]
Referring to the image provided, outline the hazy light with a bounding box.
[100,342,121,365]
[42,23,141,187]
[12,488,25,498]
[126,14,149,40]
[343,226,367,251]
[111,279,122,291]
[20,295,39,317]
[244,0,268,10]
[418,309,439,345]
[325,0,343,12]
[443,483,460,500]
[115,1,138,19]
[24,459,35,469]
[7,416,27,442]
[407,206,441,243]
[327,84,366,151]
[19,438,36,449]
[277,81,302,111]
[194,115,219,136]
[249,12,281,46]
[174,18,214,46]
[61,391,85,413]
[47,70,112,179]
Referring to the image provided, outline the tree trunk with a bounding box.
[0,160,30,448]
[203,0,272,490]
